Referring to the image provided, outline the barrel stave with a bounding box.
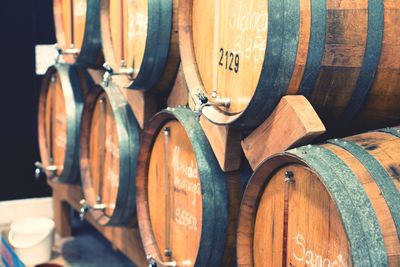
[253,166,286,267]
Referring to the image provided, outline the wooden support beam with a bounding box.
[187,95,242,172]
[49,180,147,266]
[167,64,189,108]
[52,192,72,238]
[120,89,158,129]
[199,117,242,172]
[221,170,244,266]
[242,96,326,170]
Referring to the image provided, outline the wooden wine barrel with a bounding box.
[237,127,400,266]
[136,107,241,266]
[79,83,140,226]
[54,0,103,67]
[179,0,400,130]
[38,63,93,183]
[100,0,179,90]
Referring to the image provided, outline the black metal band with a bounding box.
[78,0,104,68]
[298,0,327,97]
[234,0,300,130]
[377,127,400,138]
[328,138,400,240]
[342,0,384,120]
[130,0,173,90]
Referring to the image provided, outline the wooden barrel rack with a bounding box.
[237,127,400,266]
[37,1,400,266]
[53,0,103,67]
[37,63,93,184]
[49,180,147,266]
[100,0,179,91]
[79,83,140,226]
[179,0,400,131]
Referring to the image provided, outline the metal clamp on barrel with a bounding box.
[54,43,80,62]
[102,62,134,87]
[147,255,177,267]
[79,199,106,221]
[34,161,57,180]
[193,89,231,119]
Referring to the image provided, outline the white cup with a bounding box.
[8,217,55,266]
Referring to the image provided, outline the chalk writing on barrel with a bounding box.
[229,0,267,63]
[174,207,198,231]
[74,0,86,17]
[292,233,348,267]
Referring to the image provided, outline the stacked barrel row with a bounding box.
[37,0,400,266]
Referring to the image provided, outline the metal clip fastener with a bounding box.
[79,199,106,221]
[147,255,177,267]
[34,161,57,180]
[54,43,79,63]
[102,62,134,87]
[284,171,295,184]
[193,90,230,119]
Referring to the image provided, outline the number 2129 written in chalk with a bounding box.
[219,48,240,73]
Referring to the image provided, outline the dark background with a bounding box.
[0,0,56,200]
